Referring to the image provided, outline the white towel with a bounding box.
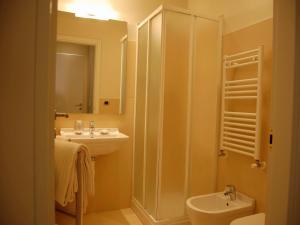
[54,139,95,212]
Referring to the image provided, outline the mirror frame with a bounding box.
[119,35,128,114]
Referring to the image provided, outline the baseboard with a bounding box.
[131,199,190,225]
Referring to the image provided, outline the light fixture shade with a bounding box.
[62,0,120,21]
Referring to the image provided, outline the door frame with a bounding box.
[267,0,300,224]
[34,0,57,224]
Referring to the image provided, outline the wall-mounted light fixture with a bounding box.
[61,0,120,21]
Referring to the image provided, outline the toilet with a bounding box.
[230,213,265,225]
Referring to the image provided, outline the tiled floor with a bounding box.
[56,208,144,225]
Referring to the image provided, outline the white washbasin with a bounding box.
[186,192,255,225]
[56,128,129,156]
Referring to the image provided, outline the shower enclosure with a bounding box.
[133,5,221,224]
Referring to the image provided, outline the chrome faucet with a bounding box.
[224,185,236,201]
[89,121,95,138]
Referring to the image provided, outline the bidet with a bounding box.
[186,191,255,225]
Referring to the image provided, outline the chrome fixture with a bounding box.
[224,185,236,201]
[218,149,226,157]
[89,121,95,138]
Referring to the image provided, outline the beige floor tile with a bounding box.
[56,208,143,225]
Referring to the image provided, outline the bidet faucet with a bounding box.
[89,120,95,138]
[224,185,236,201]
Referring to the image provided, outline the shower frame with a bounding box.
[132,4,223,225]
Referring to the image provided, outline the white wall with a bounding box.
[58,0,188,40]
[188,0,273,34]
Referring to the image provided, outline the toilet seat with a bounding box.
[230,213,265,225]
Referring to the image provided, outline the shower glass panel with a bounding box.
[133,5,220,224]
[188,17,220,195]
[133,23,149,204]
[158,11,192,220]
[144,12,163,216]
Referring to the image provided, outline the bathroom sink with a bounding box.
[186,192,255,225]
[56,128,129,156]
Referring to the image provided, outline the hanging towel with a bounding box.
[54,139,95,212]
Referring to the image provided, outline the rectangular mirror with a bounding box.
[55,12,127,114]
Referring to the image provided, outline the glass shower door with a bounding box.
[144,12,163,217]
[133,22,148,205]
[157,11,193,220]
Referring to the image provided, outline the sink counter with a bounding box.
[56,128,129,156]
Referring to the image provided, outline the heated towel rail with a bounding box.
[219,46,265,168]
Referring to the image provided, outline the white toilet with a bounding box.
[230,213,265,225]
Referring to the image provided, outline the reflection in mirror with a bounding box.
[55,12,127,114]
[56,42,95,113]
